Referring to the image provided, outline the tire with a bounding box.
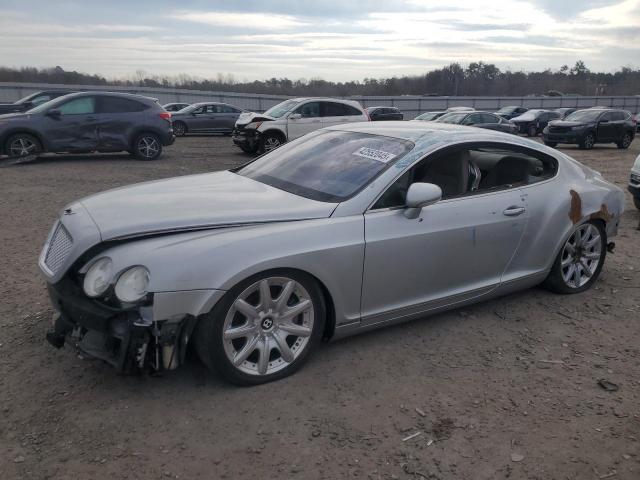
[195,269,326,385]
[527,124,537,137]
[579,132,595,150]
[172,121,187,137]
[4,133,42,158]
[132,133,162,160]
[616,132,632,149]
[260,132,285,153]
[544,141,557,147]
[634,197,640,210]
[543,221,607,294]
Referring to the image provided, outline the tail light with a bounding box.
[159,111,171,121]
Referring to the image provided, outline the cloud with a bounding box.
[170,11,306,30]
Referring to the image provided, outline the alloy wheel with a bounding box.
[622,133,631,148]
[263,137,281,152]
[222,276,314,376]
[137,136,159,158]
[584,134,595,149]
[9,137,38,157]
[560,223,602,288]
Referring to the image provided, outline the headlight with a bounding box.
[115,266,150,303]
[570,125,584,130]
[245,121,263,130]
[83,257,113,298]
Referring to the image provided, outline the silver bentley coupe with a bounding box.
[40,122,624,385]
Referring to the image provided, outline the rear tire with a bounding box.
[132,133,162,160]
[616,132,632,149]
[543,221,606,294]
[579,132,595,150]
[194,269,326,386]
[172,121,187,137]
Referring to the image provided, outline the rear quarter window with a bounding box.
[98,96,147,113]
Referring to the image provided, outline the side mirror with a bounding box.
[404,183,442,219]
[289,113,302,120]
[47,108,61,118]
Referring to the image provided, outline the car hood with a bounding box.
[78,170,337,241]
[0,111,29,120]
[235,111,276,127]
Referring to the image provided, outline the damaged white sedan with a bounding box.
[41,122,624,385]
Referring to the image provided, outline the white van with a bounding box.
[232,97,369,153]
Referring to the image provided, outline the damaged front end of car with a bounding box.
[39,205,213,375]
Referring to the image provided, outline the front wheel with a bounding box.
[543,221,606,294]
[616,132,632,149]
[132,133,162,160]
[195,270,326,385]
[5,133,42,159]
[260,132,284,153]
[579,132,595,150]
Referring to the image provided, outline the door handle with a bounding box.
[503,206,525,216]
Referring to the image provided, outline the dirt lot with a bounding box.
[1,134,639,480]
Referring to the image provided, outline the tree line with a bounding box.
[1,62,638,96]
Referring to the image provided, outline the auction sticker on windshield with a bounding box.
[353,147,397,163]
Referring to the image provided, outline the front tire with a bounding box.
[616,132,632,149]
[132,133,162,160]
[543,221,606,294]
[172,121,187,137]
[260,132,284,153]
[579,132,595,150]
[5,133,42,159]
[195,270,326,385]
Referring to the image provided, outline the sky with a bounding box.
[0,0,639,82]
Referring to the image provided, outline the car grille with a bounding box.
[44,222,73,274]
[631,173,640,185]
[549,126,571,133]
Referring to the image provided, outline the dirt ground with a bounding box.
[1,134,639,480]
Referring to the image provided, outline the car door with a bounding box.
[42,96,99,152]
[218,104,242,132]
[95,95,147,151]
[360,143,528,325]
[287,101,321,139]
[188,104,217,132]
[596,112,615,141]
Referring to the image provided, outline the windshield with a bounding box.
[415,112,440,121]
[565,110,603,122]
[238,130,414,202]
[264,99,301,118]
[25,97,65,114]
[514,110,542,120]
[435,113,467,124]
[497,106,516,113]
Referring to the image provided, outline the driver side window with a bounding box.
[57,97,95,115]
[295,102,320,118]
[372,143,558,209]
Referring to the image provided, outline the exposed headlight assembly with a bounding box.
[115,266,150,303]
[83,257,113,297]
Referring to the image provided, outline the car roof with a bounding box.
[326,121,528,145]
[56,91,159,104]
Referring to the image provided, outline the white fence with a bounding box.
[1,82,639,118]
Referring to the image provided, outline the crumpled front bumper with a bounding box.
[232,128,260,150]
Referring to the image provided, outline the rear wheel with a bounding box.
[616,132,632,149]
[579,132,595,150]
[543,221,606,294]
[195,270,325,385]
[132,133,162,160]
[5,133,41,159]
[172,121,187,137]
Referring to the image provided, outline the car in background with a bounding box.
[171,102,243,136]
[0,91,174,161]
[554,108,577,119]
[232,97,368,153]
[413,111,447,121]
[445,106,474,112]
[163,102,190,112]
[366,106,404,121]
[434,111,517,134]
[543,108,635,150]
[634,113,640,132]
[0,90,74,115]
[495,105,528,120]
[40,122,624,383]
[511,109,561,136]
[629,153,640,210]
